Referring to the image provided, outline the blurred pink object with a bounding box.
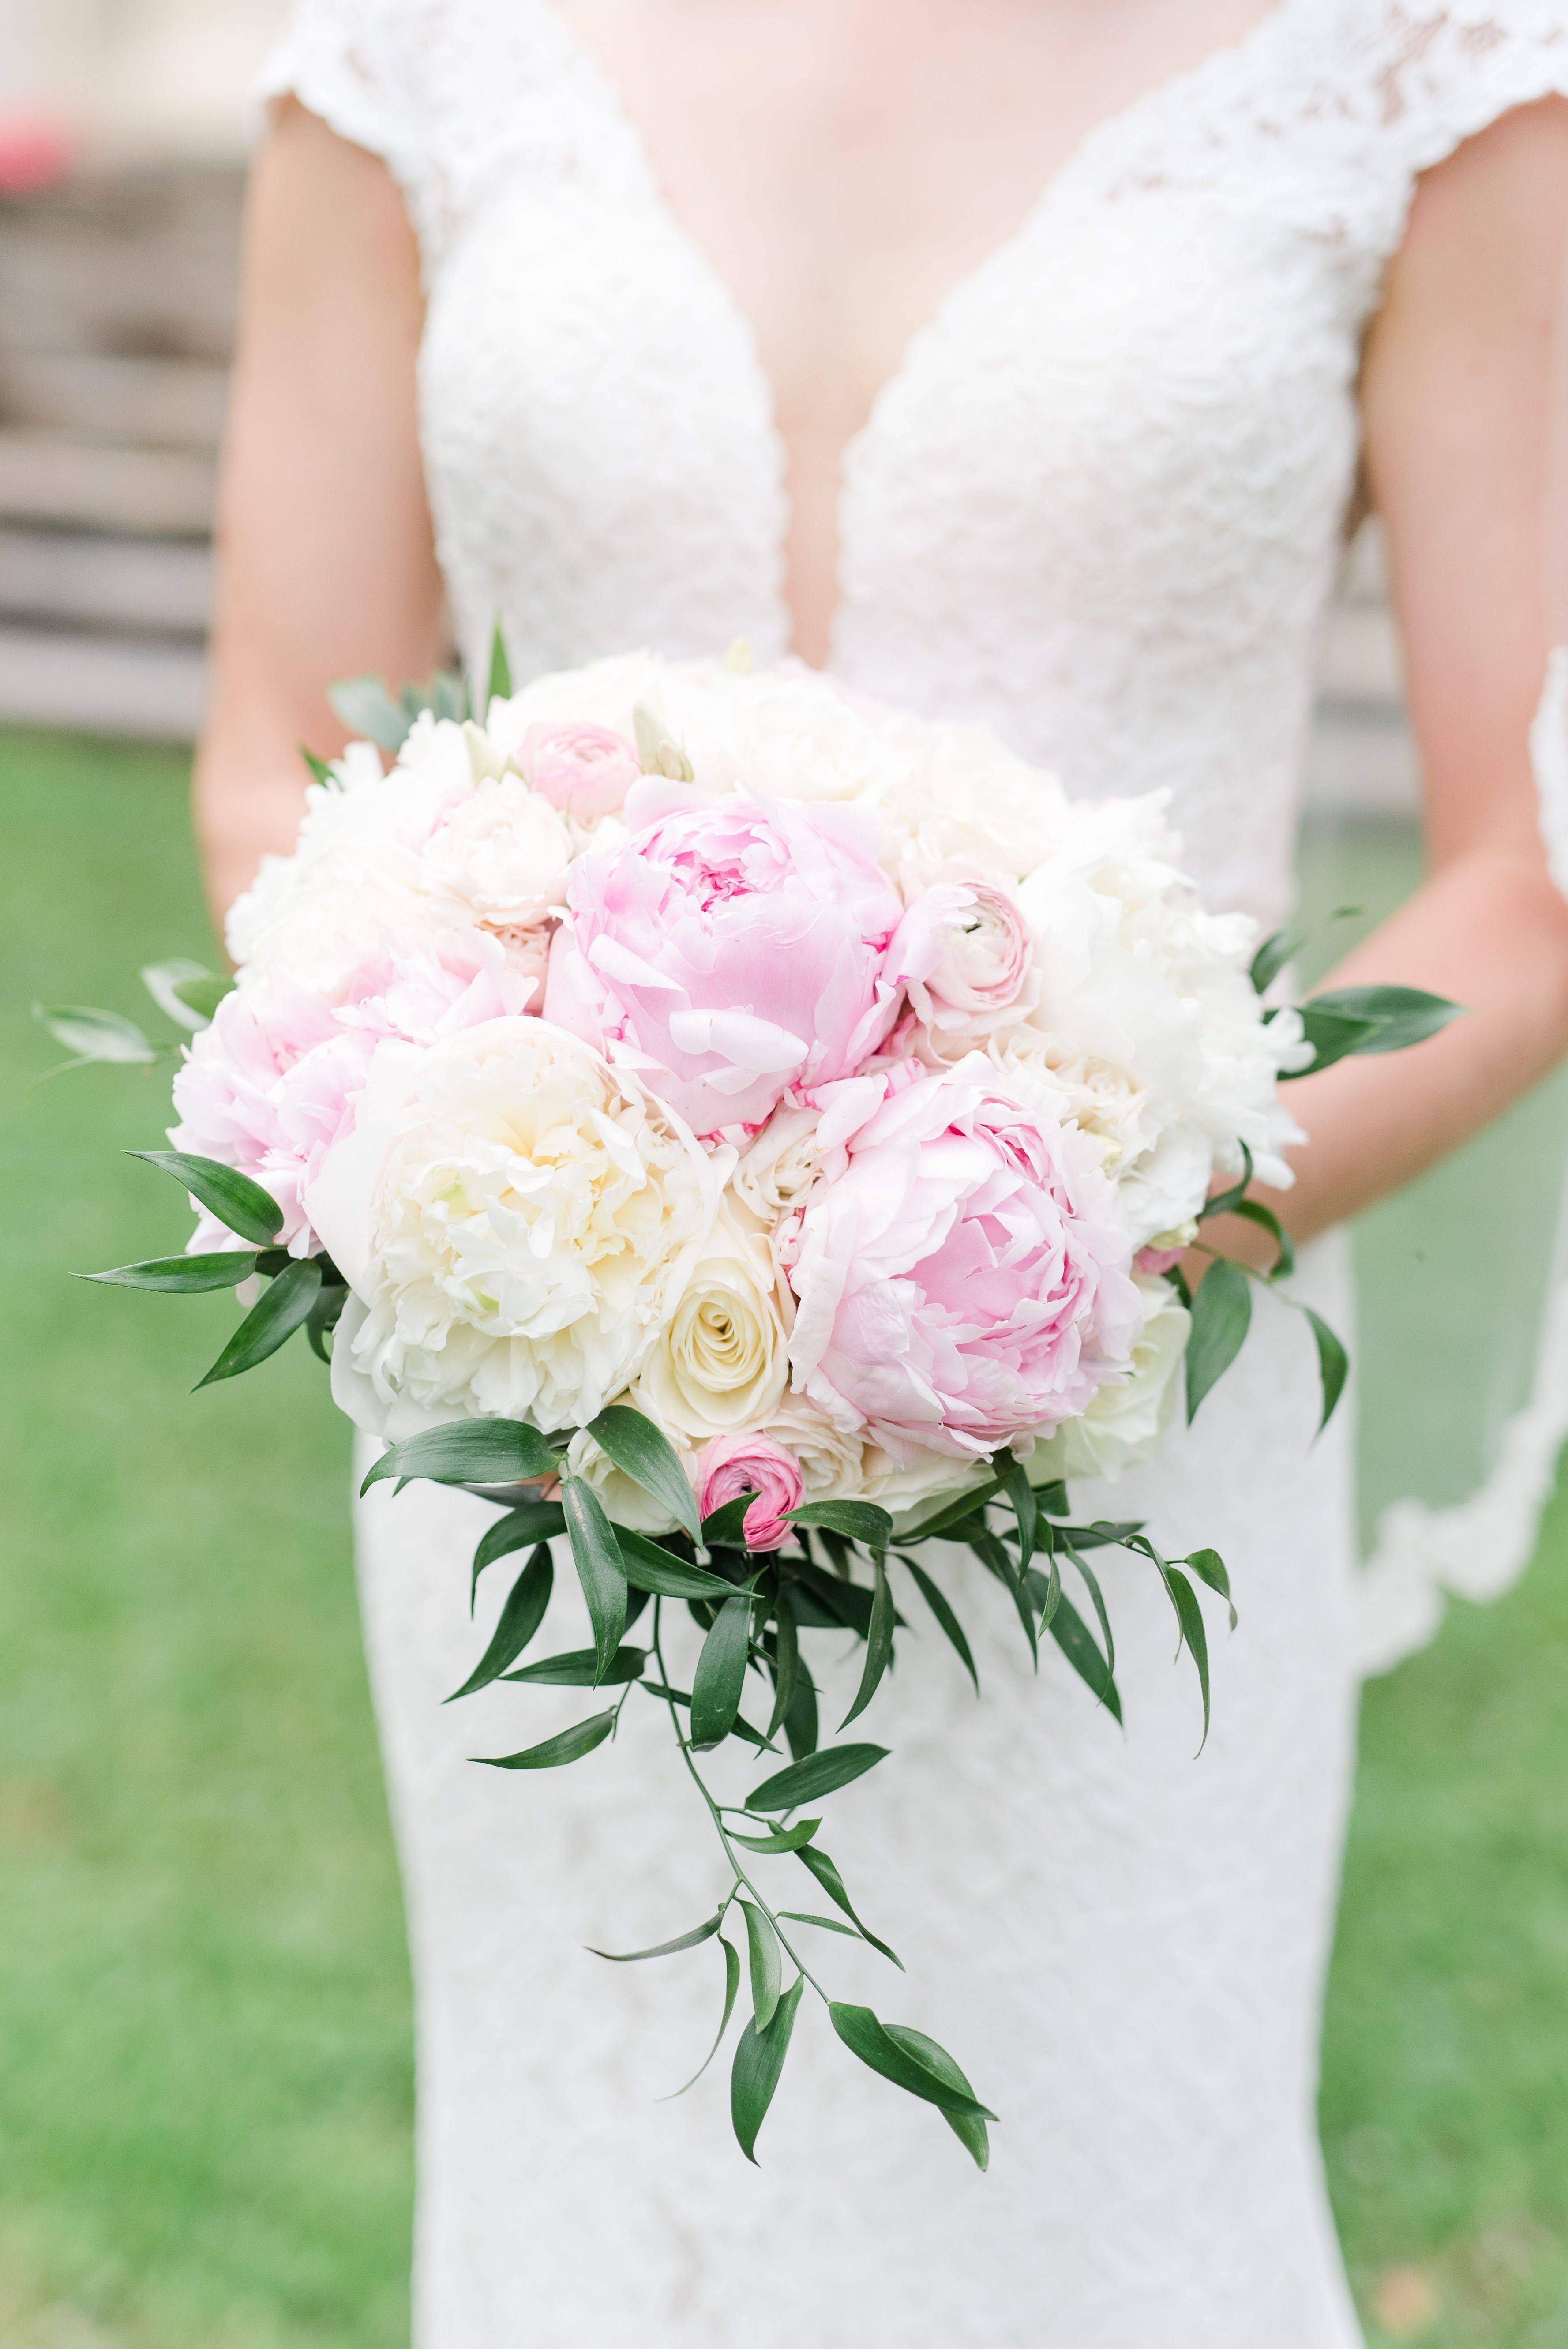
[0,114,76,195]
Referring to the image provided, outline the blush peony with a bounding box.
[544,781,905,1134]
[787,1058,1142,1464]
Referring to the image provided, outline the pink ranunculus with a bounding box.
[888,867,1034,1033]
[169,930,535,1257]
[696,1431,804,1552]
[787,1057,1142,1463]
[544,782,905,1136]
[1134,1243,1184,1277]
[520,722,641,822]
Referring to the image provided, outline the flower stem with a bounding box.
[651,1600,829,2006]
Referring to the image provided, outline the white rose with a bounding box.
[1026,1278,1190,1485]
[639,1207,790,1441]
[305,1017,724,1440]
[419,777,574,928]
[566,1402,698,1535]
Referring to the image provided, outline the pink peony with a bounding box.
[787,1057,1142,1463]
[696,1431,804,1551]
[521,722,641,822]
[169,931,536,1257]
[544,781,904,1135]
[889,867,1034,1034]
[1134,1243,1185,1277]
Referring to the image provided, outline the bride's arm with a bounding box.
[194,100,443,928]
[1234,96,1568,1255]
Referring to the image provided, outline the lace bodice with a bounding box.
[256,8,1568,2346]
[263,0,1568,930]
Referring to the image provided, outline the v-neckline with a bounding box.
[533,0,1305,668]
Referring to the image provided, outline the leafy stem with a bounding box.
[650,1600,830,2007]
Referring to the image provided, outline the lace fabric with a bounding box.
[255,5,1568,2341]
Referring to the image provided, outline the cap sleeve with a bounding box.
[1368,1,1568,179]
[255,0,460,269]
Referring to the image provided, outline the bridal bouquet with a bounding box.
[47,641,1455,2167]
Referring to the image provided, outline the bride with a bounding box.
[196,3,1568,2342]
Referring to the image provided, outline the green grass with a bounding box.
[1,732,1567,2345]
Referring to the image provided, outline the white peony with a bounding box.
[1025,1277,1191,1485]
[639,1206,790,1441]
[873,717,1073,880]
[730,1104,825,1223]
[305,1017,725,1440]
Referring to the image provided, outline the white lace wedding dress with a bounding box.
[260,6,1568,2344]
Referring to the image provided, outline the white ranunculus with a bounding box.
[730,1104,825,1222]
[306,1017,725,1440]
[565,1402,698,1535]
[1026,1278,1190,1485]
[418,777,574,928]
[639,1207,790,1441]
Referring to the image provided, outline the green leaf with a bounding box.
[590,1908,724,1963]
[503,1644,645,1688]
[139,958,215,1031]
[616,1530,746,1602]
[130,1150,285,1246]
[746,1743,889,1812]
[1065,1547,1116,1678]
[699,1494,754,1549]
[777,1911,859,1936]
[1183,1546,1237,1629]
[585,1405,701,1544]
[893,1476,1005,1546]
[446,1547,554,1700]
[828,2004,997,2128]
[1289,1002,1381,1076]
[1231,1195,1294,1279]
[1068,1518,1146,1551]
[796,1843,902,1968]
[1302,1304,1350,1430]
[765,1592,799,1741]
[1249,928,1299,995]
[1304,982,1463,1058]
[884,2024,990,2170]
[361,1416,557,1496]
[663,1934,742,2098]
[1185,1257,1252,1422]
[328,673,411,752]
[639,1680,776,1752]
[560,1476,629,1683]
[783,1559,880,1640]
[727,1817,822,1855]
[83,1250,258,1294]
[34,1002,156,1064]
[194,1258,321,1388]
[1047,1593,1123,1722]
[429,668,467,723]
[998,1458,1037,1572]
[474,1711,616,1770]
[786,1500,893,1546]
[840,1555,895,1730]
[739,1900,782,2030]
[730,1975,804,2163]
[969,1525,1038,1666]
[899,1556,980,1696]
[485,619,512,709]
[783,1666,819,1761]
[1160,1565,1211,1749]
[470,1503,564,1606]
[300,745,335,787]
[690,1593,754,1749]
[1198,1142,1254,1224]
[305,1280,345,1363]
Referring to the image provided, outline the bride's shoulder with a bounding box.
[258,0,574,256]
[1296,0,1568,164]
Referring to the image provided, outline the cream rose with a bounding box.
[731,1105,825,1223]
[305,1017,724,1440]
[639,1207,790,1441]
